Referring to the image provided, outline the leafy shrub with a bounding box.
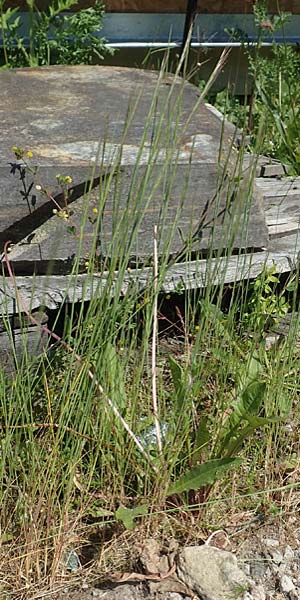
[0,0,113,67]
[209,0,300,173]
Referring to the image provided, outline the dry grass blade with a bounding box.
[3,241,159,474]
[152,225,162,456]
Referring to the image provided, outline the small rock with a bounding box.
[243,584,266,600]
[280,574,296,594]
[284,546,295,563]
[263,538,280,548]
[250,584,266,600]
[242,563,251,577]
[248,558,270,580]
[177,545,250,600]
[162,594,189,600]
[82,583,89,590]
[92,585,144,600]
[268,548,283,565]
[278,562,292,577]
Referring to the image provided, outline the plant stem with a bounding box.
[152,225,162,456]
[3,241,159,474]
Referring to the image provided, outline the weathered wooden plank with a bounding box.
[242,155,287,179]
[0,66,232,170]
[256,177,300,238]
[1,243,298,314]
[4,164,268,270]
[267,232,300,254]
[0,165,110,249]
[0,67,233,238]
[0,66,268,272]
[6,1,300,14]
[255,177,300,197]
[0,311,48,374]
[268,223,300,237]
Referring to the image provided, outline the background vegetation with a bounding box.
[0,0,300,597]
[0,0,113,67]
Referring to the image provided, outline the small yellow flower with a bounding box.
[195,325,200,331]
[53,209,58,214]
[59,210,69,220]
[12,146,24,159]
[165,294,171,300]
[35,184,42,191]
[92,207,98,215]
[127,267,131,273]
[56,174,73,185]
[85,261,90,268]
[26,150,33,159]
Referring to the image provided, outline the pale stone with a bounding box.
[243,584,266,600]
[280,574,296,594]
[177,545,250,600]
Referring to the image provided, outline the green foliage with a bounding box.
[167,318,284,498]
[246,0,300,172]
[1,52,299,593]
[210,90,248,132]
[216,354,284,458]
[211,0,300,173]
[242,265,290,331]
[0,0,113,67]
[115,504,148,530]
[168,355,187,412]
[168,458,242,495]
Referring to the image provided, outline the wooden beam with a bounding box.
[1,244,298,314]
[5,1,300,14]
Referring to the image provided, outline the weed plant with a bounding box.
[209,0,300,174]
[0,38,300,599]
[0,0,113,67]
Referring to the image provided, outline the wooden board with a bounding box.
[0,66,232,166]
[5,1,300,14]
[0,311,48,374]
[256,177,300,238]
[0,65,268,274]
[5,164,268,271]
[2,196,300,316]
[1,241,299,315]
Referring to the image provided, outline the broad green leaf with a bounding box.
[224,424,257,457]
[88,507,114,518]
[115,504,148,530]
[191,416,210,465]
[168,457,242,496]
[169,355,186,410]
[238,354,262,391]
[219,380,266,454]
[1,532,13,543]
[222,380,266,435]
[236,380,267,418]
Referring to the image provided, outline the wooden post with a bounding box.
[0,311,48,375]
[180,0,198,71]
